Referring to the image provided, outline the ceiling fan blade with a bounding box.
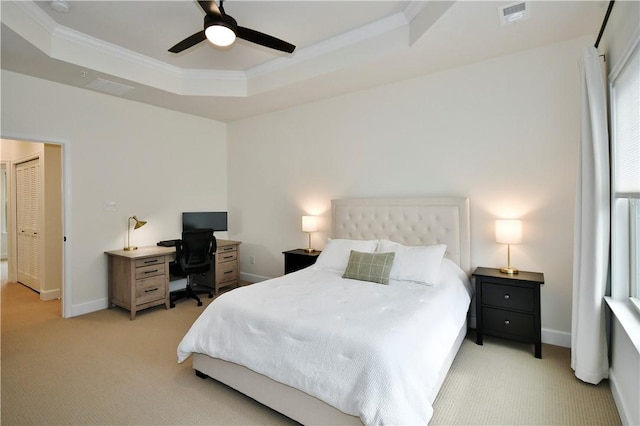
[236,26,296,53]
[169,31,206,53]
[198,1,222,17]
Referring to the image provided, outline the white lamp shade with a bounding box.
[302,216,318,233]
[495,219,522,244]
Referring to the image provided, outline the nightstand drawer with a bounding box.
[136,275,166,304]
[135,263,165,280]
[483,307,535,341]
[481,282,534,311]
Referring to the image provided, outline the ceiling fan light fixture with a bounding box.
[205,22,236,47]
[169,1,295,54]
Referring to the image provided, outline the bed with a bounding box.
[177,197,472,425]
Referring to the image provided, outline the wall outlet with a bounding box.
[250,256,256,265]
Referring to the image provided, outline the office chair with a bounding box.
[169,228,216,308]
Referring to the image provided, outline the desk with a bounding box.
[105,246,173,320]
[105,239,241,319]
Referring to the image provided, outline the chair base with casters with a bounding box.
[169,275,213,308]
[169,228,217,308]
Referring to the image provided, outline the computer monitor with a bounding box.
[182,212,228,232]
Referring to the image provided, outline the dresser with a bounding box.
[105,246,174,320]
[473,267,545,358]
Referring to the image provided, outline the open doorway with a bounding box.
[0,139,63,313]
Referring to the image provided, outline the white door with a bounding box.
[16,158,41,291]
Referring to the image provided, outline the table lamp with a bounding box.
[302,215,318,253]
[495,219,522,274]
[124,215,147,251]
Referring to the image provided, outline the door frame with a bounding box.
[1,136,70,318]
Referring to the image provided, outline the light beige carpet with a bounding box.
[1,279,621,425]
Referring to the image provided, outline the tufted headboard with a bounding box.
[332,197,471,275]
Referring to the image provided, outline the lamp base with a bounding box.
[500,266,519,274]
[123,246,138,251]
[304,248,315,253]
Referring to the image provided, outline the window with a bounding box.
[610,36,640,313]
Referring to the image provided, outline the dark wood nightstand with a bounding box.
[473,267,545,358]
[283,249,321,274]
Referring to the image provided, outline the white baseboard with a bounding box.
[240,272,271,283]
[468,314,476,329]
[71,298,108,317]
[542,328,571,348]
[40,288,61,301]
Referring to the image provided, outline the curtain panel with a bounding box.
[571,46,610,385]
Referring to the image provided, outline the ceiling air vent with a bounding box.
[85,78,134,96]
[498,2,530,26]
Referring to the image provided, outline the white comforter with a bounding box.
[177,259,472,425]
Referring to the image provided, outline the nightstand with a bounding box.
[283,249,321,274]
[473,267,544,358]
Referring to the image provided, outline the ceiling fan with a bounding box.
[169,0,296,54]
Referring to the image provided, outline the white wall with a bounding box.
[228,36,593,344]
[1,70,228,316]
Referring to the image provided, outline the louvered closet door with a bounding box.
[16,158,41,292]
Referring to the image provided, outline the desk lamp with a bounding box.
[302,216,318,253]
[124,216,147,251]
[495,219,522,274]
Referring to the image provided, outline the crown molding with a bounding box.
[2,0,448,98]
[246,11,409,80]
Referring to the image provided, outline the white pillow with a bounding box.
[377,239,447,286]
[314,239,378,272]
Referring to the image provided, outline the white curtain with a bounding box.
[571,46,610,385]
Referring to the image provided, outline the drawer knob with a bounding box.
[144,288,158,293]
[144,269,159,274]
[504,294,510,300]
[504,320,510,325]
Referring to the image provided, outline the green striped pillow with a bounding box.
[342,250,396,284]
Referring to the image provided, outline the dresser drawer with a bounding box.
[218,251,237,263]
[217,261,238,283]
[218,245,237,254]
[135,256,164,268]
[481,282,534,312]
[136,275,166,305]
[482,307,535,341]
[135,263,165,280]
